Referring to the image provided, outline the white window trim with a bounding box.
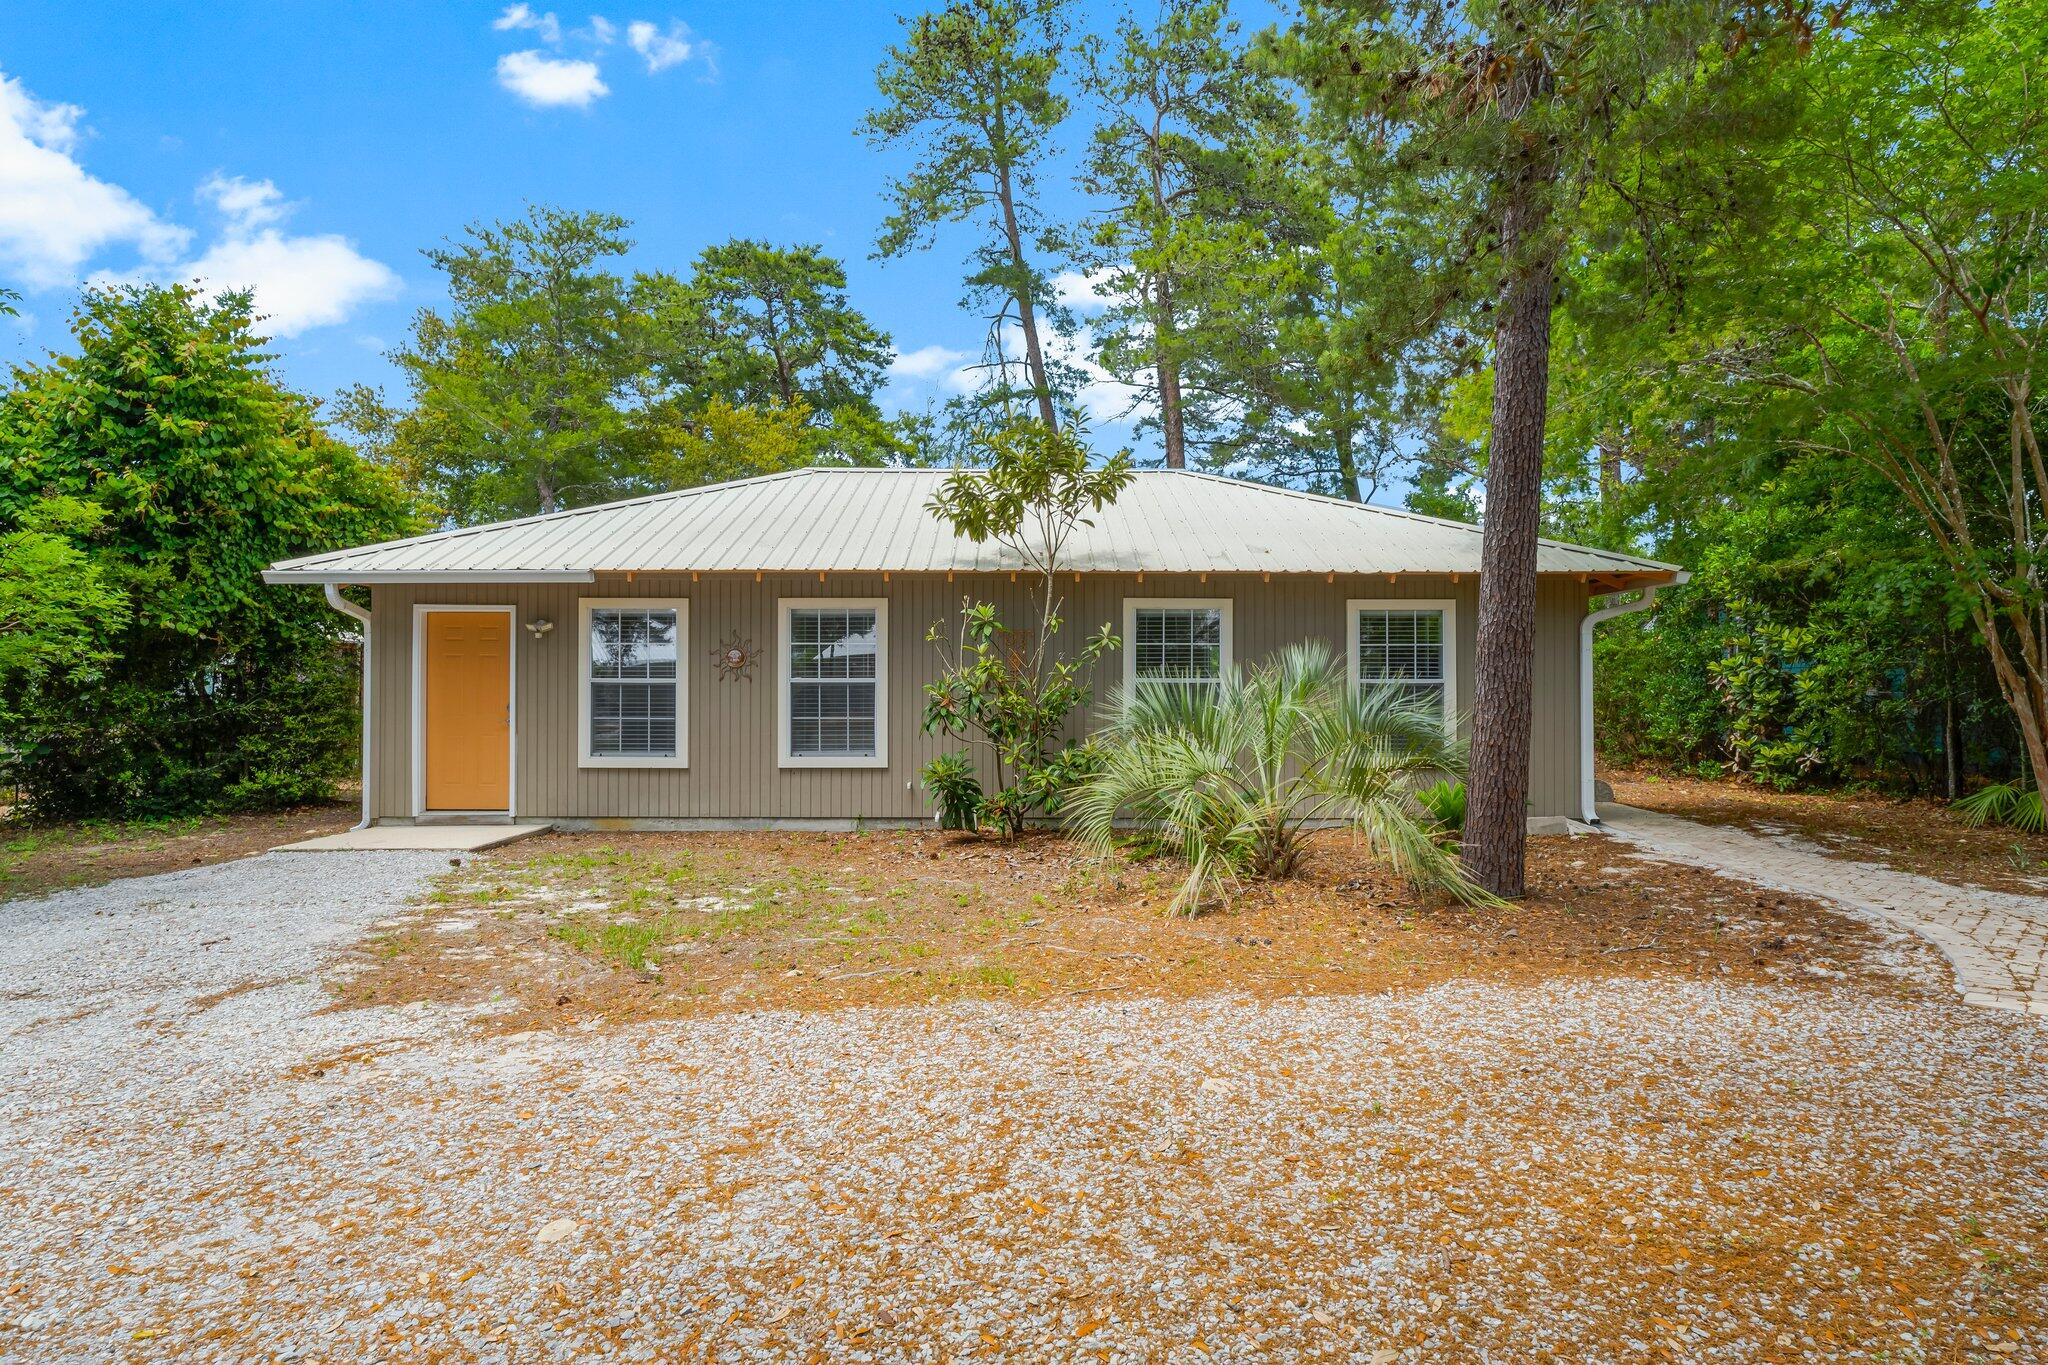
[1347,598,1459,723]
[1122,598,1235,696]
[577,597,690,769]
[778,597,889,769]
[409,603,518,819]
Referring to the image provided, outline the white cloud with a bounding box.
[100,177,399,338]
[627,19,701,73]
[880,327,1146,431]
[881,343,978,414]
[589,15,618,45]
[0,71,392,336]
[151,230,400,337]
[889,344,973,383]
[199,173,289,231]
[1063,326,1144,430]
[1051,267,1116,314]
[492,4,563,44]
[496,49,609,108]
[0,72,189,288]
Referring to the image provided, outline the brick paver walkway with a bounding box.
[1599,803,2048,1017]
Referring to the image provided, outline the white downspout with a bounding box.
[1579,571,1689,824]
[323,584,374,831]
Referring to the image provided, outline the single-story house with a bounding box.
[262,467,1683,831]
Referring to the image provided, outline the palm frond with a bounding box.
[1953,781,2046,833]
[1068,639,1489,912]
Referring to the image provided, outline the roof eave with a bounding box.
[261,569,598,586]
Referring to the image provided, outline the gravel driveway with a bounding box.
[4,851,2046,1361]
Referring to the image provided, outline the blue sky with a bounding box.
[0,2,1168,452]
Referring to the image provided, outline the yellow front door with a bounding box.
[423,611,511,811]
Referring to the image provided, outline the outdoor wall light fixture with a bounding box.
[525,618,554,639]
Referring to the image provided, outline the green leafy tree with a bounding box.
[864,0,1077,429]
[677,239,894,414]
[920,421,1132,834]
[0,497,127,688]
[373,206,652,521]
[1267,0,1790,896]
[636,238,920,470]
[0,287,129,690]
[1680,0,2048,798]
[0,285,419,816]
[639,397,902,489]
[1596,449,2005,793]
[1185,166,1429,501]
[1541,2,2047,804]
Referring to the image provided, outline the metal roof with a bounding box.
[263,467,1681,585]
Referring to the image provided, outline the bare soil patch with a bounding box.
[0,802,355,902]
[330,828,1945,1030]
[1608,769,2048,895]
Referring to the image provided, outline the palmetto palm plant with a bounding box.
[1067,641,1494,914]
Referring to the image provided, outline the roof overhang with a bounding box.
[262,565,1685,588]
[1581,567,1685,594]
[261,569,598,585]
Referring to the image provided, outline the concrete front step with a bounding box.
[273,823,552,853]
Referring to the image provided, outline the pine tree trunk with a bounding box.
[996,166,1059,432]
[1156,275,1185,469]
[1461,189,1556,901]
[1335,423,1362,502]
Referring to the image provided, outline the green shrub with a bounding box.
[920,751,985,831]
[1415,779,1467,834]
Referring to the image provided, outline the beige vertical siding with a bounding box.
[367,572,1589,821]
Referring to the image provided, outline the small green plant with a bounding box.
[1953,781,2046,834]
[1415,779,1467,835]
[920,751,986,831]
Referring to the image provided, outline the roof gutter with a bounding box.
[1579,571,1690,825]
[321,585,375,831]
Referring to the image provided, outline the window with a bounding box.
[780,598,888,767]
[1347,599,1457,722]
[578,599,688,768]
[1123,599,1233,700]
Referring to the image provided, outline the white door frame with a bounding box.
[411,604,518,819]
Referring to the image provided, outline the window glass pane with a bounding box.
[788,609,880,757]
[1356,608,1446,718]
[588,608,679,757]
[1133,608,1224,694]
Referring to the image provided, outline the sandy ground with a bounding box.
[2,848,2045,1362]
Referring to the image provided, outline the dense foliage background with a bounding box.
[0,286,418,817]
[3,0,2041,822]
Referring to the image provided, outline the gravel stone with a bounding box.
[3,850,2045,1361]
